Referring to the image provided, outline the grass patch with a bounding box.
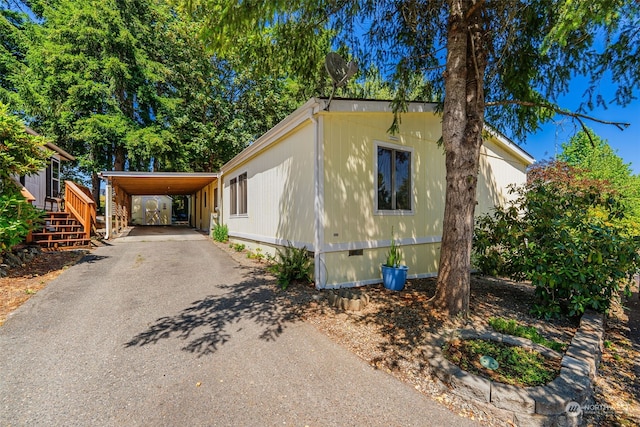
[443,338,560,387]
[488,317,566,352]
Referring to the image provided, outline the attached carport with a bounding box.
[100,171,219,239]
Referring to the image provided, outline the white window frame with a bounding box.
[229,171,248,217]
[374,141,414,215]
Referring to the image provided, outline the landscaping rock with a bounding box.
[449,368,491,402]
[491,382,536,413]
[325,289,370,312]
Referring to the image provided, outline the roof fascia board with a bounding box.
[484,126,535,165]
[44,142,75,161]
[99,171,218,179]
[221,98,321,173]
[319,98,438,113]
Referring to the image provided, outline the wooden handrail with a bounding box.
[64,180,96,240]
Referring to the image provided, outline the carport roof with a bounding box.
[100,171,218,196]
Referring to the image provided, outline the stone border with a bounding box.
[424,311,604,427]
[326,289,370,311]
[0,245,42,278]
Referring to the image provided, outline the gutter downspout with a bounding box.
[312,108,326,289]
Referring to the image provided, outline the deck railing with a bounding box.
[64,180,96,240]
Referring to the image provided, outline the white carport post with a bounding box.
[105,181,112,240]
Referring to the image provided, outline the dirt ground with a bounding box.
[2,244,639,426]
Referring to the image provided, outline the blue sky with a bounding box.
[523,76,640,175]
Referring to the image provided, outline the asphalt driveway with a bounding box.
[0,228,478,426]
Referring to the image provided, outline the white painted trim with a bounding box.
[373,140,415,215]
[222,99,321,173]
[228,231,312,250]
[322,235,441,253]
[105,183,112,240]
[318,271,438,289]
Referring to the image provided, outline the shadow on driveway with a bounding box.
[124,270,303,357]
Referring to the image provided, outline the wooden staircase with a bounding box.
[28,181,96,251]
[31,211,91,250]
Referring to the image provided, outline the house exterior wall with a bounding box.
[22,153,63,210]
[318,111,531,288]
[476,140,529,215]
[222,122,316,252]
[218,98,532,289]
[194,180,218,233]
[24,169,47,210]
[319,111,445,287]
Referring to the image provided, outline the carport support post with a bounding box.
[105,182,112,239]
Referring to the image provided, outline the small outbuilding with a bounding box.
[219,98,534,289]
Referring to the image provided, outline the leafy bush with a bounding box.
[268,242,313,289]
[0,104,48,254]
[488,317,566,352]
[474,162,640,318]
[212,223,228,242]
[0,186,44,252]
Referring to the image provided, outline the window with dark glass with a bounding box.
[46,157,60,197]
[377,146,411,211]
[230,177,237,215]
[230,172,248,216]
[238,173,247,214]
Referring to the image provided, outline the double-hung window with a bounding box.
[230,172,247,216]
[376,143,412,213]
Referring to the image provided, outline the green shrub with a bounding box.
[212,223,228,242]
[474,162,640,319]
[230,242,245,252]
[268,242,313,289]
[247,247,265,261]
[0,186,44,253]
[488,317,566,352]
[0,103,48,253]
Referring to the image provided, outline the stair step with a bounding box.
[37,238,91,251]
[32,231,85,238]
[45,212,71,218]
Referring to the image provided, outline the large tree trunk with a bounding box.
[114,145,126,171]
[91,172,101,212]
[432,0,487,316]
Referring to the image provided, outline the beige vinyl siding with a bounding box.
[195,180,218,232]
[476,139,529,216]
[320,111,445,287]
[223,122,315,247]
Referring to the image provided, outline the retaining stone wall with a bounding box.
[425,311,604,427]
[0,246,42,277]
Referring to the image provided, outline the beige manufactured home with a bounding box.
[222,98,533,289]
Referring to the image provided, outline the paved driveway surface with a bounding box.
[1,228,478,426]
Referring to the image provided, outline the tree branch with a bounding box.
[485,100,630,131]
